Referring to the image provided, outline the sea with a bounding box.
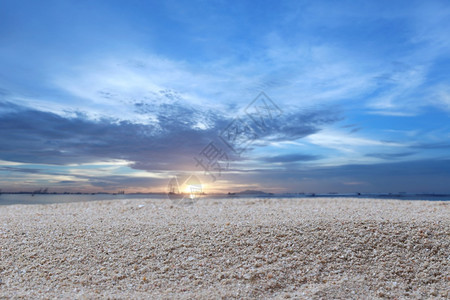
[0,193,449,206]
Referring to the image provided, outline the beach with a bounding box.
[0,197,449,299]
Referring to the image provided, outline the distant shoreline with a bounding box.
[1,192,449,206]
[1,191,449,197]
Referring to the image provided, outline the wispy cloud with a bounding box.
[366,152,416,160]
[260,154,321,163]
[306,128,404,153]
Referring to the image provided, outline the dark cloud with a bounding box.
[264,108,343,141]
[88,176,158,189]
[261,154,321,163]
[411,142,450,149]
[226,159,450,193]
[58,180,78,184]
[339,123,361,133]
[349,127,362,133]
[0,164,163,192]
[366,152,416,160]
[0,101,339,174]
[0,166,42,174]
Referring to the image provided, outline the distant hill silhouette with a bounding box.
[235,189,268,195]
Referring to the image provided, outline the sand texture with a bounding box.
[0,197,449,299]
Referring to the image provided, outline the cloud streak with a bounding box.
[261,154,321,163]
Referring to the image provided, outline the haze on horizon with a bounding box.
[1,0,450,194]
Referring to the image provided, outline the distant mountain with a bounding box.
[235,189,268,195]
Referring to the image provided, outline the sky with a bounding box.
[1,0,450,194]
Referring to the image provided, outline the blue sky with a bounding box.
[1,0,450,193]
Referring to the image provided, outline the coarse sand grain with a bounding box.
[0,197,449,299]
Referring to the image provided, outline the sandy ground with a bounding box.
[0,197,449,299]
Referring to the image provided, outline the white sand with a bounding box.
[0,197,449,299]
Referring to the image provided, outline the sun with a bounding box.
[184,184,202,199]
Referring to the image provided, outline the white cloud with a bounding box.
[306,128,404,153]
[433,86,450,111]
[366,64,428,115]
[367,110,417,117]
[0,160,24,166]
